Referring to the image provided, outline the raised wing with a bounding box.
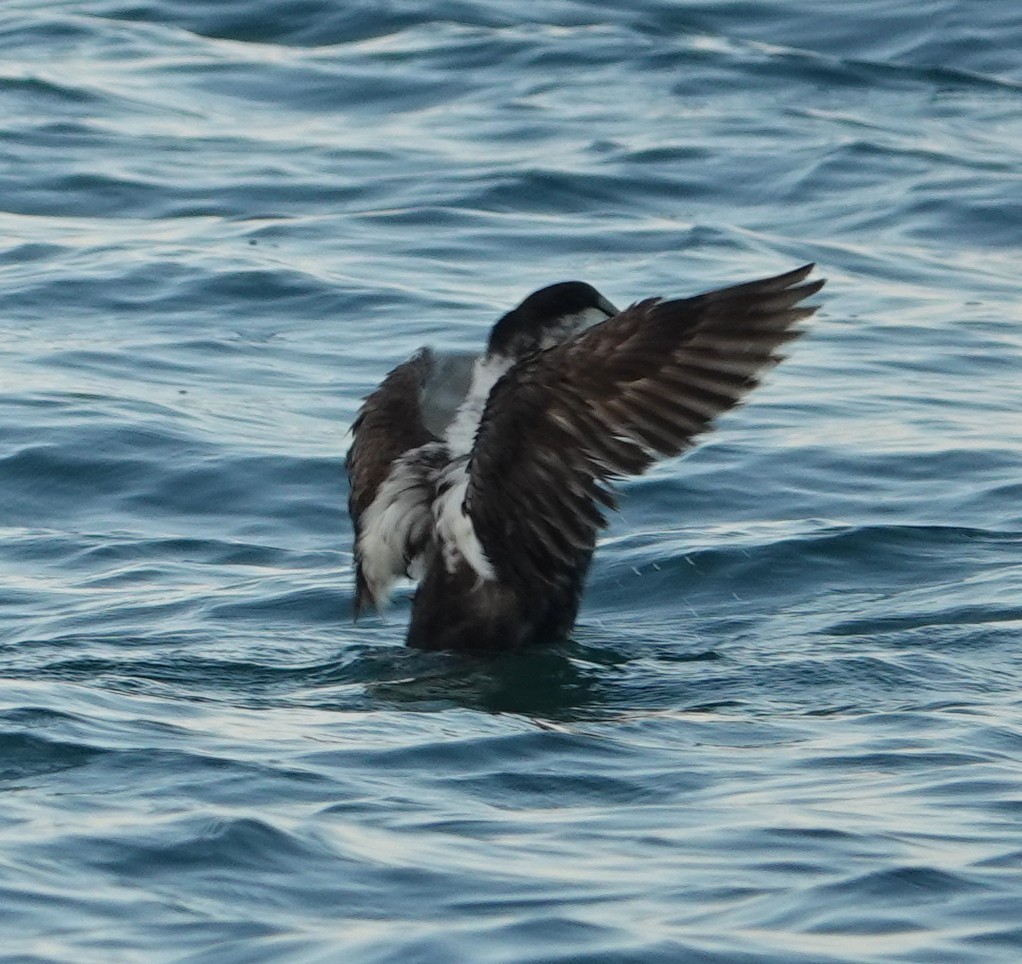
[465,264,824,590]
[347,349,436,524]
[346,349,439,616]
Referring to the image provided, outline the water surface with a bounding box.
[2,1,1022,961]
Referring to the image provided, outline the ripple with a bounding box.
[0,731,106,782]
[3,0,1022,960]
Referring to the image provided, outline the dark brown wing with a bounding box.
[346,349,435,524]
[465,264,824,590]
[346,349,438,614]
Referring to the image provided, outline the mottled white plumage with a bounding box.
[433,459,496,583]
[355,446,441,608]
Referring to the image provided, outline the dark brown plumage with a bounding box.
[346,264,824,651]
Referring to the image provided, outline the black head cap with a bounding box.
[487,281,619,358]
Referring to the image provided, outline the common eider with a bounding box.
[346,265,824,651]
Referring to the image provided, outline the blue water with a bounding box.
[3,1,1022,960]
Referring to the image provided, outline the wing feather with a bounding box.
[346,349,439,615]
[346,349,435,523]
[466,265,824,589]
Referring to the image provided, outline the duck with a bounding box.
[346,264,824,651]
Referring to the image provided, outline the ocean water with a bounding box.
[2,0,1022,960]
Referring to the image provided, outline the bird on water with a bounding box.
[346,264,824,652]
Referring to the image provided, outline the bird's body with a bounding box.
[346,266,824,651]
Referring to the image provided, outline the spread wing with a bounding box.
[465,264,824,590]
[346,349,438,615]
[347,349,435,524]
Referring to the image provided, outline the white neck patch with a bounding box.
[444,353,513,457]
